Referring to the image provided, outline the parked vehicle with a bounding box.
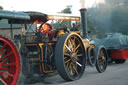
[94,33,128,64]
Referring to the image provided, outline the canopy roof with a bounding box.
[0,10,30,20]
[26,12,80,22]
[0,10,80,24]
[47,13,80,21]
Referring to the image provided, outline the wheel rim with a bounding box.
[0,37,21,85]
[97,49,107,71]
[64,35,85,78]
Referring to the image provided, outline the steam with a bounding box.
[88,0,128,39]
[80,0,85,8]
[87,1,112,39]
[96,0,105,5]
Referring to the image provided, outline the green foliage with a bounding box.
[61,5,72,14]
[52,5,72,29]
[0,5,3,10]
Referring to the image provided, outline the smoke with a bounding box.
[87,0,128,38]
[80,0,85,8]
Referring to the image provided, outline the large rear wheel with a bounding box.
[0,36,21,85]
[55,33,86,81]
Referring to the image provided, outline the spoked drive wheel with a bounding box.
[96,47,108,73]
[55,33,86,81]
[0,36,21,85]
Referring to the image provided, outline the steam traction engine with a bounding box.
[0,9,108,85]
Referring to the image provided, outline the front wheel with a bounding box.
[55,33,86,81]
[95,46,108,73]
[87,44,96,67]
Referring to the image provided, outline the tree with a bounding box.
[53,5,73,29]
[0,6,3,10]
[61,5,72,14]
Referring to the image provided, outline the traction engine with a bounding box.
[0,9,108,85]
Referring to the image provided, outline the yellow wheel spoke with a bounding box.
[64,53,70,56]
[74,44,80,51]
[65,59,71,64]
[72,64,75,73]
[64,57,67,59]
[75,50,79,54]
[67,40,71,50]
[73,38,76,47]
[65,45,71,52]
[76,61,82,67]
[71,39,75,49]
[72,63,78,75]
[75,63,78,71]
[77,54,83,56]
[102,62,105,65]
[69,40,73,51]
[100,60,105,65]
[66,63,69,72]
[69,62,73,74]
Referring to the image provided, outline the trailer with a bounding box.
[93,33,128,64]
[0,9,108,85]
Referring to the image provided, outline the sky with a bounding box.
[0,0,104,15]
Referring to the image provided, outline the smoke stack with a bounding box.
[80,8,88,38]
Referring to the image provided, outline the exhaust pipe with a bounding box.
[80,8,88,38]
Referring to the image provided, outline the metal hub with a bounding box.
[70,52,78,63]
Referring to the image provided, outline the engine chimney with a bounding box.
[80,8,88,38]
